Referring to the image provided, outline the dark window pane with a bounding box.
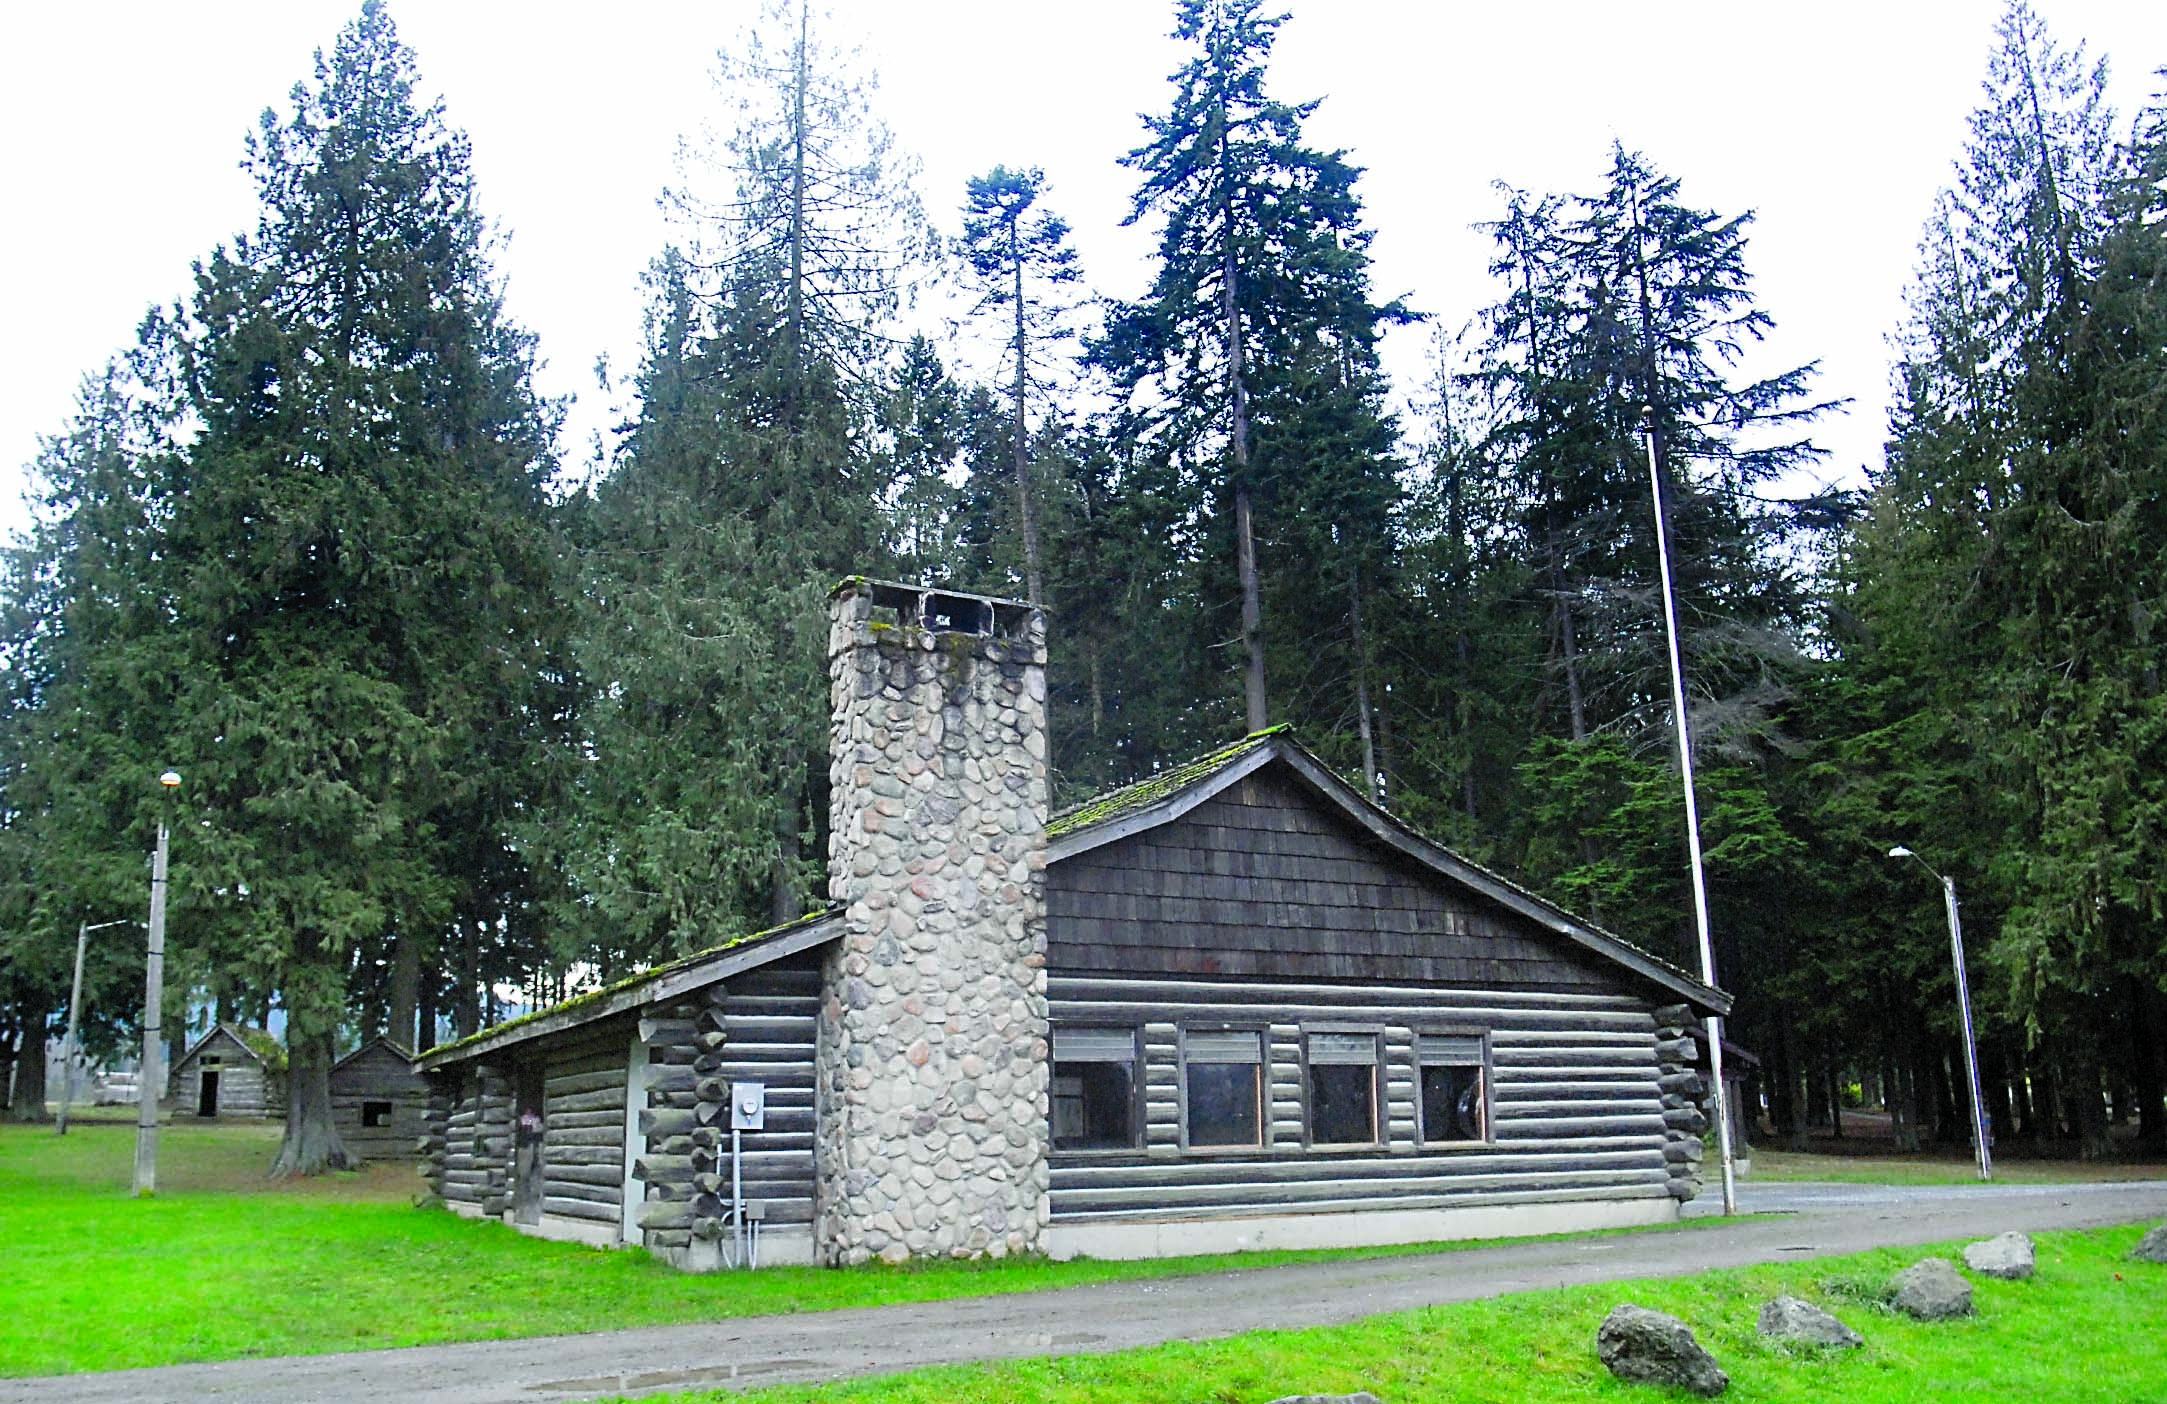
[1052,1061,1136,1150]
[1186,1062,1260,1146]
[1422,1063,1486,1142]
[1309,1063,1377,1144]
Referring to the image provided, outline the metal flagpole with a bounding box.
[1644,430,1738,1216]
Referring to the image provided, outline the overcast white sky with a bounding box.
[4,1,2164,544]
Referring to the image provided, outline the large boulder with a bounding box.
[1962,1232,2035,1280]
[1756,1296,1863,1349]
[1888,1257,1974,1319]
[2130,1225,2167,1264]
[1596,1304,1729,1397]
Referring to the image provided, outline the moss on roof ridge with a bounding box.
[1047,725,1290,840]
[423,907,841,1058]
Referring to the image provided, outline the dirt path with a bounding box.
[8,1180,2164,1404]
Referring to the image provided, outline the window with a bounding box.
[1306,1032,1380,1145]
[1051,1028,1139,1151]
[361,1099,394,1129]
[1419,1034,1489,1144]
[1183,1030,1263,1148]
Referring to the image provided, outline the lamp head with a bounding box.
[158,771,182,789]
[1888,846,1912,859]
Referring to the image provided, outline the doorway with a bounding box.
[197,1070,220,1118]
[512,1063,546,1225]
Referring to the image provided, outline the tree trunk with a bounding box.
[2134,981,2166,1155]
[389,928,421,1055]
[2072,1054,2113,1161]
[1827,1064,1844,1140]
[1350,569,1378,802]
[417,975,439,1056]
[8,1015,49,1123]
[272,1028,354,1177]
[1219,116,1266,734]
[1012,232,1042,609]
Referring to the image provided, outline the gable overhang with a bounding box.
[1048,735,1731,1018]
[332,1035,416,1075]
[415,909,845,1072]
[173,1023,266,1071]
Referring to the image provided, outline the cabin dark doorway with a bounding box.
[197,1070,220,1118]
[512,1063,546,1226]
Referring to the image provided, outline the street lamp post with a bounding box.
[1888,846,1992,1181]
[133,770,183,1197]
[55,918,135,1136]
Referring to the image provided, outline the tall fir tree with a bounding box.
[148,1,571,1171]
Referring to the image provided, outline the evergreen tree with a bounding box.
[150,1,571,1172]
[1099,0,1407,736]
[957,166,1082,606]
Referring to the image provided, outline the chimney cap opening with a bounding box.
[842,578,1039,640]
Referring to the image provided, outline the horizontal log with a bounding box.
[547,1089,627,1118]
[693,1053,728,1076]
[1653,1037,1696,1063]
[636,1200,695,1230]
[546,1163,627,1187]
[634,1154,695,1182]
[695,1030,729,1053]
[1663,1107,1709,1134]
[543,1126,625,1149]
[1657,1070,1705,1097]
[543,1196,621,1224]
[543,1145,626,1168]
[1663,1139,1705,1163]
[1050,1171,1669,1217]
[546,1108,626,1131]
[640,1108,699,1138]
[640,1018,698,1046]
[643,1066,698,1095]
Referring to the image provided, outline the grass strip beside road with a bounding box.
[620,1225,2167,1404]
[1747,1147,2167,1186]
[0,1120,1736,1377]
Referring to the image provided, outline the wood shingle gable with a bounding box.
[1048,732,1729,1015]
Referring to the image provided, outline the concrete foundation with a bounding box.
[1043,1194,1679,1261]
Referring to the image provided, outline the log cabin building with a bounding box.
[329,1036,429,1164]
[168,1024,281,1120]
[418,580,1726,1268]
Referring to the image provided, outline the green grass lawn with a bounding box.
[0,1118,1736,1377]
[1748,1146,2167,1186]
[621,1225,2167,1404]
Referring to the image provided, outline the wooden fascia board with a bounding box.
[416,915,844,1071]
[1045,744,1280,864]
[648,915,842,1003]
[1269,746,1730,1016]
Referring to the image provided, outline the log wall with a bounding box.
[1046,972,1679,1223]
[330,1043,429,1164]
[538,1015,636,1228]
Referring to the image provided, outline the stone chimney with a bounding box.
[815,579,1050,1264]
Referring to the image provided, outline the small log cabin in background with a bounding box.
[329,1036,428,1163]
[419,581,1727,1268]
[167,1024,283,1120]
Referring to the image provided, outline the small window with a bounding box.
[1419,1034,1489,1144]
[361,1099,394,1129]
[1183,1030,1263,1148]
[1306,1032,1380,1145]
[1051,1028,1139,1151]
[202,1055,222,1067]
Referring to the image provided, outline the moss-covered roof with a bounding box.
[422,907,841,1060]
[1047,725,1290,840]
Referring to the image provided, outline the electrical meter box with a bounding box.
[730,1080,766,1131]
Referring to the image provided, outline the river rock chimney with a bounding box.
[815,579,1050,1263]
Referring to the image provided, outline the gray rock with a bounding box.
[1266,1395,1381,1404]
[1596,1304,1729,1396]
[1962,1231,2036,1280]
[1888,1257,1975,1319]
[2130,1224,2167,1264]
[1756,1295,1863,1348]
